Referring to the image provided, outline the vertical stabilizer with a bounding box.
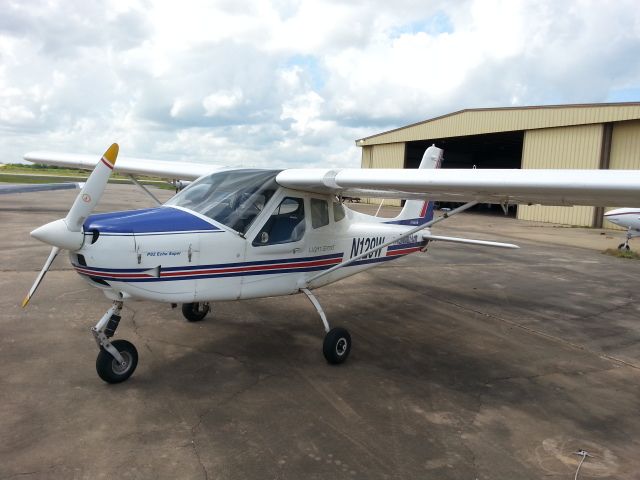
[389,145,443,226]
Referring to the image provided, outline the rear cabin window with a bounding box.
[311,199,329,229]
[252,197,306,246]
[333,201,345,222]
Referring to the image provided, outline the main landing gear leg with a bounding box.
[301,288,351,365]
[91,301,138,383]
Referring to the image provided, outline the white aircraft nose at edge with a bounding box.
[604,207,640,250]
[20,144,640,383]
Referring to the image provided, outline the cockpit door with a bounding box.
[241,194,308,299]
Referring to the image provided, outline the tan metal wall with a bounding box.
[517,124,603,226]
[371,143,405,168]
[605,120,640,229]
[360,143,405,205]
[359,104,640,146]
[360,145,373,169]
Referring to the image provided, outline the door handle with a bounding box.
[292,248,302,254]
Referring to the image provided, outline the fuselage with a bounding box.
[604,208,640,237]
[70,169,428,304]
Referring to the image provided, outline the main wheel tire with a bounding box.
[323,327,351,365]
[182,302,210,322]
[96,339,138,384]
[618,243,626,250]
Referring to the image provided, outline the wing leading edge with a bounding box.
[24,152,222,181]
[276,168,640,207]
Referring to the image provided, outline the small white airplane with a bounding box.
[21,144,640,383]
[604,208,640,250]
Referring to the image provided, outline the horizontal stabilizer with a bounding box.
[422,234,519,249]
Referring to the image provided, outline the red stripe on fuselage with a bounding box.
[386,246,422,256]
[160,257,342,277]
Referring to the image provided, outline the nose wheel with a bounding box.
[96,339,138,383]
[91,301,139,384]
[618,242,631,251]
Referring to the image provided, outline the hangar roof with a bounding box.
[356,102,640,146]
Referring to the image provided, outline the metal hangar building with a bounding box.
[356,102,640,228]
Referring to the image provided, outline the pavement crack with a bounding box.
[186,374,273,480]
[188,424,209,480]
[1,464,63,479]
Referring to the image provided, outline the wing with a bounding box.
[23,152,222,181]
[0,182,83,195]
[276,168,640,207]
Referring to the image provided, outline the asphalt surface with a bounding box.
[1,185,640,479]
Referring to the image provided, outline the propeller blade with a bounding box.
[65,143,119,232]
[22,246,60,308]
[24,144,118,305]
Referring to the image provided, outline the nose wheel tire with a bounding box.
[181,302,210,322]
[323,327,351,364]
[96,339,138,384]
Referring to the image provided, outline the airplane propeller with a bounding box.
[22,143,119,307]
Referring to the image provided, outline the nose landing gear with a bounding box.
[92,301,138,383]
[618,229,632,251]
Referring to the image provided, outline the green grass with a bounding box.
[0,173,175,190]
[0,163,161,181]
[602,248,640,260]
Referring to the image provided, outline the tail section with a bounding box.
[390,145,443,226]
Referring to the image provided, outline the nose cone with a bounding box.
[31,219,84,251]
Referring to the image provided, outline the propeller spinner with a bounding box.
[22,143,119,307]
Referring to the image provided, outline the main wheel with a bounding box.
[323,327,351,365]
[96,339,138,384]
[182,302,210,322]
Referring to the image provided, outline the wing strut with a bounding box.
[306,200,479,287]
[128,174,162,205]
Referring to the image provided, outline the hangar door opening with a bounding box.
[404,131,524,216]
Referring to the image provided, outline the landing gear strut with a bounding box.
[301,288,352,365]
[618,229,632,251]
[92,301,138,383]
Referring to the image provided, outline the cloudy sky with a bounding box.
[1,0,639,168]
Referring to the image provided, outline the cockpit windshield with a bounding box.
[166,169,281,234]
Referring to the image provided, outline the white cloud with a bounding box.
[0,0,639,168]
[203,88,244,116]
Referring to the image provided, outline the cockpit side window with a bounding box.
[252,197,305,246]
[311,198,329,229]
[333,201,345,222]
